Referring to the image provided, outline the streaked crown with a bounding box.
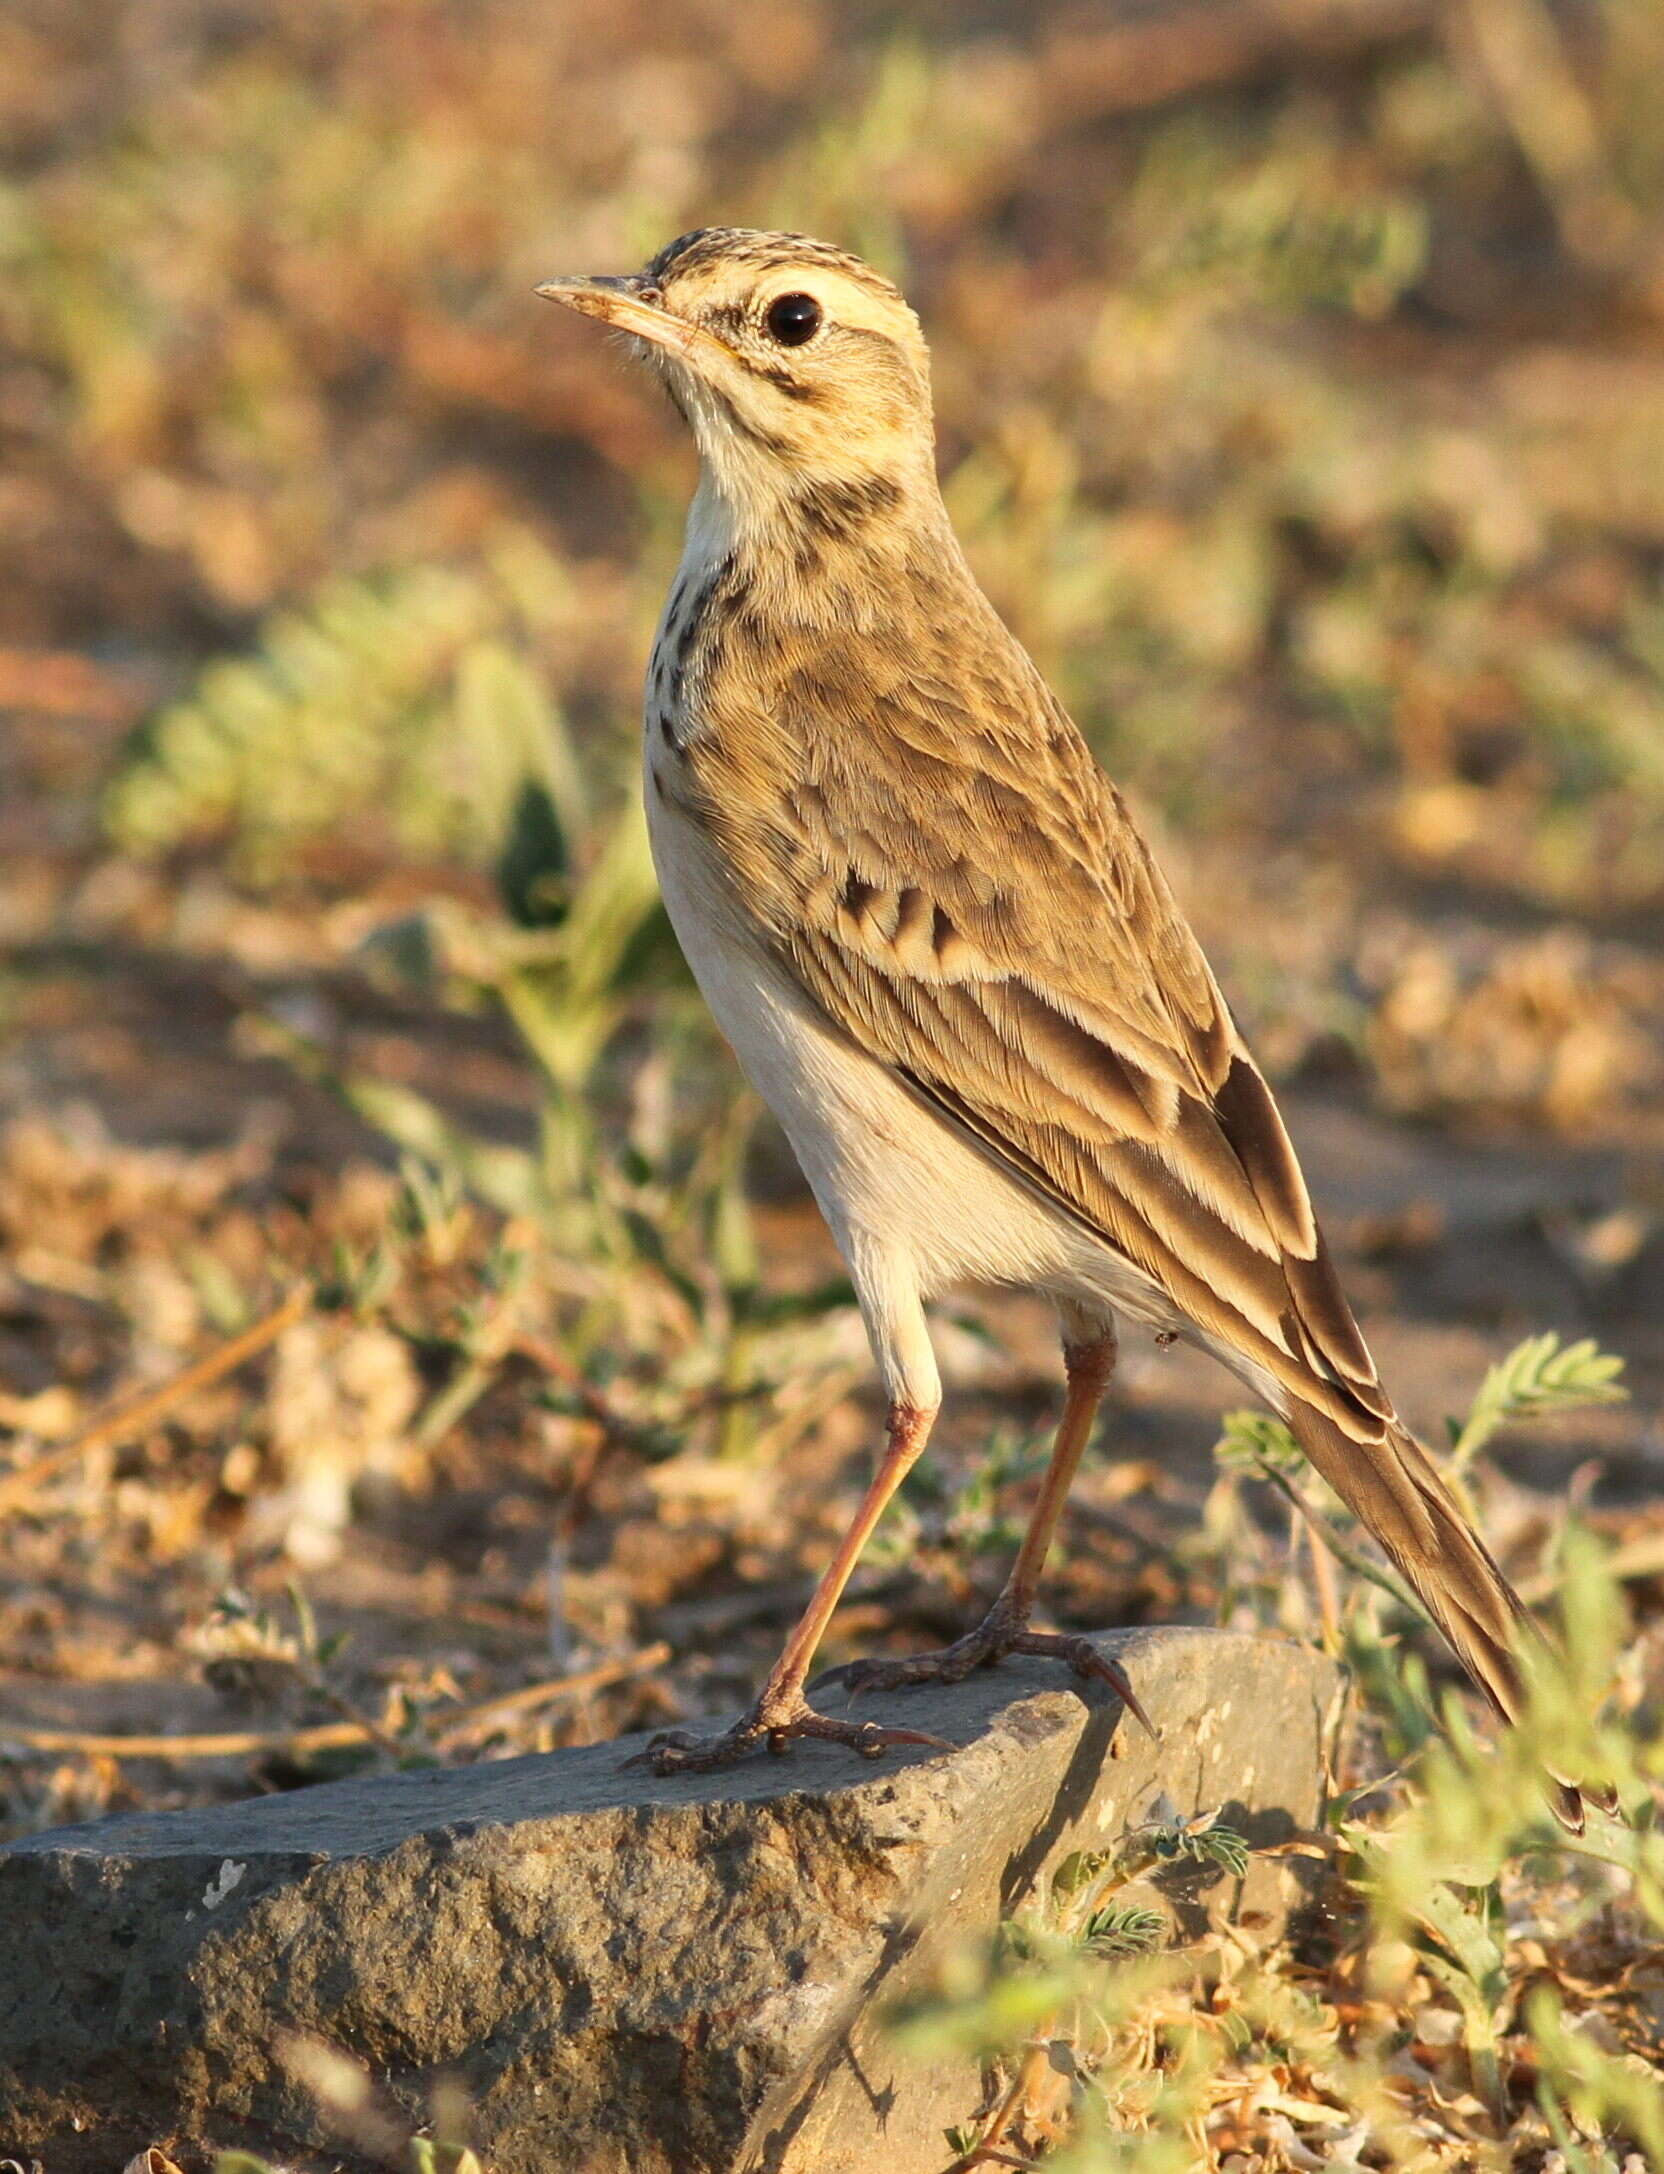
[540,228,936,509]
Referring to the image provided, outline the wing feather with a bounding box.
[682,586,1388,1438]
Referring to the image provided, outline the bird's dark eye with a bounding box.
[764,292,823,346]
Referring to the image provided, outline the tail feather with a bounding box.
[1285,1399,1587,1832]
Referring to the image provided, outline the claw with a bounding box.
[619,1727,715,1773]
[823,1620,1158,1741]
[1011,1631,1159,1741]
[622,1702,953,1776]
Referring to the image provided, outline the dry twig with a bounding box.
[0,1643,671,1762]
[0,1286,311,1520]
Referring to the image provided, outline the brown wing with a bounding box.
[681,618,1390,1443]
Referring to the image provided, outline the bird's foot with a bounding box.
[626,1685,954,1776]
[825,1600,1158,1740]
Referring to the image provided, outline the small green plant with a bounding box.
[105,531,581,877]
[1446,1331,1628,1476]
[216,2143,480,2174]
[888,1798,1257,2170]
[885,1338,1654,2168]
[1077,1903,1167,1963]
[107,524,826,1459]
[213,2042,485,2174]
[1215,1331,1628,1647]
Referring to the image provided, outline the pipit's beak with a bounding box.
[535,273,704,360]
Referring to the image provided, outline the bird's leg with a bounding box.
[830,1326,1154,1735]
[639,1398,953,1775]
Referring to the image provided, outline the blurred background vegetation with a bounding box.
[2,0,1664,2164]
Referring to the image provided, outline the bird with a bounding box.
[537,227,1592,1826]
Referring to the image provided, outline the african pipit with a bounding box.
[539,228,1593,1824]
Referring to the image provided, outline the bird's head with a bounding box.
[538,228,936,532]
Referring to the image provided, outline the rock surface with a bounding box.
[0,1628,1341,2173]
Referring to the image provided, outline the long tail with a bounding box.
[1285,1399,1597,1831]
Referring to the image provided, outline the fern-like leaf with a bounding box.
[1079,1902,1167,1959]
[103,531,579,880]
[1448,1333,1627,1475]
[1214,1407,1304,1473]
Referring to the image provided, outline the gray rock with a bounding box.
[0,1628,1342,2173]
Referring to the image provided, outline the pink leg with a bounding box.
[832,1327,1155,1736]
[642,1399,952,1774]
